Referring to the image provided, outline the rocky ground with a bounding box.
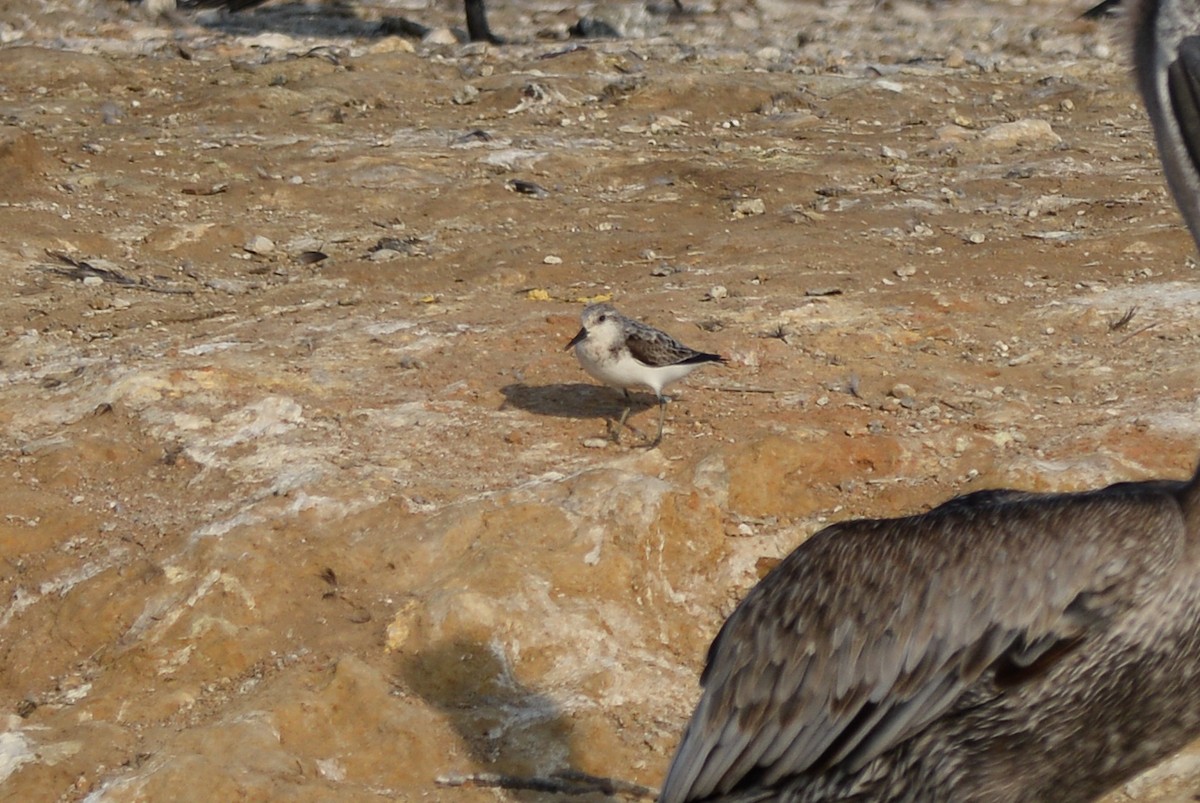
[3,0,1200,799]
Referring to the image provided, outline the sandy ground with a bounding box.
[3,0,1200,799]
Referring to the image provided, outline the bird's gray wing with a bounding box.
[659,487,1187,803]
[624,323,701,368]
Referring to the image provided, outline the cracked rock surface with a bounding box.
[2,0,1200,799]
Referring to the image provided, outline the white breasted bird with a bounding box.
[565,303,725,448]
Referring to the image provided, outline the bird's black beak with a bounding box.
[565,327,587,351]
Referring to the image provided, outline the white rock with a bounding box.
[244,235,275,255]
[980,119,1060,149]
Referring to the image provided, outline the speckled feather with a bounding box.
[660,477,1200,803]
[589,303,721,369]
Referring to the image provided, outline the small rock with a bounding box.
[707,285,728,301]
[889,383,916,399]
[965,231,986,244]
[582,438,610,449]
[543,255,563,265]
[945,48,966,69]
[650,115,686,133]
[732,198,765,218]
[423,27,459,45]
[452,85,480,105]
[99,102,123,125]
[895,265,916,278]
[980,119,1061,149]
[881,145,908,160]
[82,275,104,287]
[936,124,973,144]
[875,79,905,93]
[244,235,275,255]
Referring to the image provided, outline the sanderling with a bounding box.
[565,303,725,447]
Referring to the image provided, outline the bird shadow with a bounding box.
[183,1,413,40]
[179,0,692,44]
[396,637,634,799]
[500,382,656,421]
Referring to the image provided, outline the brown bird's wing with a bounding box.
[658,483,1189,803]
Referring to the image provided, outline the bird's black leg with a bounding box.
[644,395,666,449]
[611,389,635,443]
[464,0,503,43]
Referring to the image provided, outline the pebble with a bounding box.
[423,27,458,45]
[936,124,973,144]
[707,285,728,301]
[732,198,765,218]
[244,235,275,255]
[980,119,1060,149]
[452,85,480,106]
[582,438,610,449]
[889,383,916,399]
[895,265,916,278]
[82,275,103,287]
[543,255,563,265]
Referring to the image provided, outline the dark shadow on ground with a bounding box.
[397,637,636,800]
[500,382,655,420]
[182,1,423,41]
[177,0,691,45]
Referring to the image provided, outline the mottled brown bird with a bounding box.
[658,0,1200,800]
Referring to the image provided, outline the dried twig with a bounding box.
[42,250,193,295]
[1114,322,1160,347]
[1109,306,1138,331]
[709,385,778,394]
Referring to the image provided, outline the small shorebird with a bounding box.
[565,303,725,448]
[658,0,1200,800]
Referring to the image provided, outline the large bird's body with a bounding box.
[659,0,1200,799]
[660,476,1200,802]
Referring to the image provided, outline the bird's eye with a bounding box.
[597,314,607,322]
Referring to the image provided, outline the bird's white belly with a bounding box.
[575,343,696,396]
